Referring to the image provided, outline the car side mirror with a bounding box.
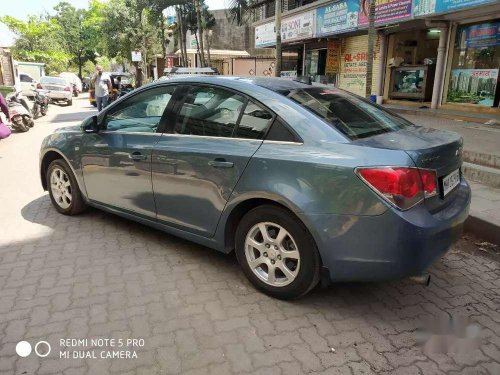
[83,115,99,133]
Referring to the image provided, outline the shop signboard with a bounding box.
[448,69,498,107]
[315,0,360,37]
[280,70,298,79]
[358,0,412,27]
[462,22,500,48]
[326,40,341,74]
[256,11,314,47]
[414,0,497,17]
[281,11,314,42]
[255,22,276,48]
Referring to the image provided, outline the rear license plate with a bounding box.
[442,169,460,197]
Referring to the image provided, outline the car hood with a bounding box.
[54,125,81,133]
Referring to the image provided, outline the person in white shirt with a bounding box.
[92,65,113,111]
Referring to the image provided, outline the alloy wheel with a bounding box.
[50,167,72,209]
[244,222,300,287]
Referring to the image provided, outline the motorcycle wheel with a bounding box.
[23,115,35,128]
[74,91,79,97]
[12,116,29,132]
[41,107,47,116]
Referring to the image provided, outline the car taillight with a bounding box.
[64,86,71,91]
[356,167,437,210]
[36,83,42,89]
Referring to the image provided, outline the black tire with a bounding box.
[67,99,73,106]
[41,107,47,116]
[235,205,321,300]
[46,159,87,215]
[91,102,97,107]
[23,116,34,128]
[12,116,29,132]
[74,91,79,97]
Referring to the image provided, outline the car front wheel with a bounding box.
[235,205,321,299]
[47,159,86,215]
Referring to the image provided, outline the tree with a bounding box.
[0,15,71,73]
[53,1,101,79]
[193,0,206,67]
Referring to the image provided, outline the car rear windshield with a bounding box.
[41,77,67,85]
[281,87,413,140]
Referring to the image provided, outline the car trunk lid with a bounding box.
[354,126,463,210]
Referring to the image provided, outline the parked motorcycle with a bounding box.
[6,91,35,132]
[32,89,50,118]
[72,83,79,97]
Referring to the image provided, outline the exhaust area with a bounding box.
[408,274,431,286]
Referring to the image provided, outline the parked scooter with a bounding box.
[72,83,79,97]
[32,89,50,118]
[6,91,35,132]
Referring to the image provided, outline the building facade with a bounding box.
[253,0,500,112]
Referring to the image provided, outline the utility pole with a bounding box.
[274,0,282,77]
[365,0,376,100]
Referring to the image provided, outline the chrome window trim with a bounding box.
[262,140,303,146]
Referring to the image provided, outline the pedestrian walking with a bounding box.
[92,65,113,111]
[0,93,12,139]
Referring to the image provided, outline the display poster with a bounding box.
[448,69,498,107]
[315,0,360,37]
[358,0,412,27]
[414,0,497,17]
[326,40,342,74]
[281,11,314,42]
[255,22,276,48]
[461,22,500,49]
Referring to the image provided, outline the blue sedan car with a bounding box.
[40,77,470,299]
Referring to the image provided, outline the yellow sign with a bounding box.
[326,40,341,74]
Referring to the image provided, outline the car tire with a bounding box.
[235,205,321,300]
[67,99,73,106]
[47,159,87,215]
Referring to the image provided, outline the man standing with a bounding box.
[92,65,113,111]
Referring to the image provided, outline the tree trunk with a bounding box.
[274,0,282,77]
[194,0,205,67]
[78,52,83,80]
[160,13,166,59]
[202,9,211,67]
[365,0,376,99]
[176,6,186,66]
[194,32,201,67]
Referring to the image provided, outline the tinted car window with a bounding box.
[234,101,273,140]
[104,86,175,133]
[175,86,246,138]
[40,76,67,85]
[20,74,33,83]
[265,118,299,143]
[282,88,413,139]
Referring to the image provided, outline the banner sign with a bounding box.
[462,22,500,48]
[255,22,276,48]
[315,0,360,37]
[448,69,498,107]
[256,11,314,47]
[281,11,314,42]
[326,40,341,74]
[358,0,412,27]
[414,0,497,17]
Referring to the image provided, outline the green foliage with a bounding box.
[0,15,71,73]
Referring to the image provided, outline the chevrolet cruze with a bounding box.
[40,77,470,299]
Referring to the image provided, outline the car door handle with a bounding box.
[208,158,234,168]
[129,152,148,161]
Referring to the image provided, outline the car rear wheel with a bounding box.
[47,159,86,215]
[235,205,321,299]
[67,98,73,106]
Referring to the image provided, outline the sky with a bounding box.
[0,0,228,46]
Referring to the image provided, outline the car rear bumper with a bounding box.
[303,179,471,282]
[48,92,72,101]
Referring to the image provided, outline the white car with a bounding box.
[39,76,73,106]
[19,72,37,98]
[59,72,82,92]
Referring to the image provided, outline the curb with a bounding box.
[385,106,500,125]
[464,215,500,246]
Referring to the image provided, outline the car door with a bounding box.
[152,84,275,237]
[81,85,176,218]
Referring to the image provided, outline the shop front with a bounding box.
[444,20,500,109]
[382,26,441,103]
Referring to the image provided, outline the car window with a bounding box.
[234,101,273,140]
[282,87,413,140]
[104,86,175,133]
[20,74,33,83]
[174,86,246,138]
[40,77,67,85]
